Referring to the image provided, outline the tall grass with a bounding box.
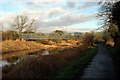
[3,46,97,80]
[3,46,86,79]
[3,36,95,79]
[2,40,44,53]
[53,48,97,80]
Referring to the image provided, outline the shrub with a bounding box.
[2,30,19,41]
[82,33,94,47]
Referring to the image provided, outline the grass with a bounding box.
[3,46,88,79]
[3,38,96,79]
[1,39,80,54]
[108,44,120,78]
[2,40,44,53]
[52,47,97,80]
[27,49,43,55]
[49,48,65,54]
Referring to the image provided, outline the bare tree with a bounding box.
[12,15,28,40]
[12,15,37,40]
[24,19,37,33]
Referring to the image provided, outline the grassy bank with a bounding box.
[108,45,120,78]
[1,39,80,53]
[1,40,44,53]
[3,38,96,79]
[3,45,88,79]
[52,47,97,80]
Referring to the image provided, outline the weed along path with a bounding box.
[79,43,117,79]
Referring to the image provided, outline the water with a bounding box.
[0,54,39,68]
[42,49,49,55]
[0,60,11,68]
[0,49,50,68]
[1,49,42,60]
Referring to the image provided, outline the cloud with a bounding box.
[66,2,76,8]
[22,7,66,20]
[0,12,17,31]
[78,2,97,9]
[25,2,51,8]
[22,10,45,19]
[48,8,65,17]
[1,9,96,31]
[0,7,66,31]
[65,27,93,32]
[0,1,98,32]
[35,13,97,28]
[51,26,93,33]
[37,26,93,33]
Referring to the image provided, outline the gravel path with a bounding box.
[81,43,117,79]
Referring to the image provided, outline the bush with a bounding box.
[82,33,94,47]
[2,30,19,41]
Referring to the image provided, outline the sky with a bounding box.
[0,0,102,33]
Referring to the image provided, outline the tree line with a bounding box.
[98,1,120,46]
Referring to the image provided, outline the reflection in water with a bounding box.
[12,58,21,65]
[42,49,49,55]
[0,60,11,68]
[1,53,40,68]
[1,49,42,60]
[0,49,40,68]
[0,48,50,68]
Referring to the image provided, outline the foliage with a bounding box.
[53,30,65,35]
[2,30,19,40]
[82,32,94,47]
[93,32,103,43]
[98,1,120,45]
[102,30,111,43]
[112,1,120,32]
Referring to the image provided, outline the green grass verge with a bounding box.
[51,47,97,80]
[108,45,120,77]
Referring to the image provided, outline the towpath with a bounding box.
[76,43,117,79]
